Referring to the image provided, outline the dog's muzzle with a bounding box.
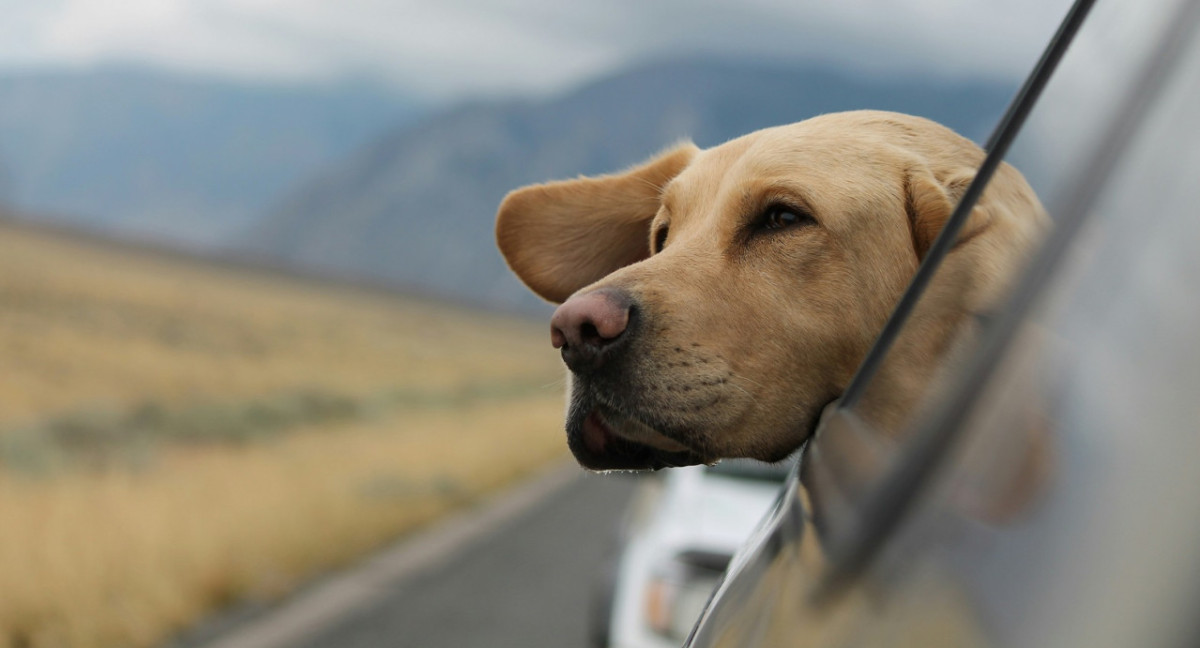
[551,288,711,470]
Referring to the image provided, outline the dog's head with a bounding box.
[496,110,1045,471]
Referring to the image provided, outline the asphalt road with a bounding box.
[190,464,640,648]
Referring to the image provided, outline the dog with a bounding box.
[495,110,1046,471]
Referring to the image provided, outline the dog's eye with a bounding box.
[653,225,669,253]
[761,204,816,231]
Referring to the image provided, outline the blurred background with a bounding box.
[0,1,1069,647]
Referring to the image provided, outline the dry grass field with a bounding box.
[0,220,567,648]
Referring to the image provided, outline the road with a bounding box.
[187,463,640,648]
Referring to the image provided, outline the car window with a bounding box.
[817,0,1199,569]
[800,0,1095,538]
[841,0,1194,442]
[800,0,1200,536]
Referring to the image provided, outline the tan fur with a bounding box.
[495,110,1046,465]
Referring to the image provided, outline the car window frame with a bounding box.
[837,0,1095,413]
[807,0,1200,600]
[797,0,1096,555]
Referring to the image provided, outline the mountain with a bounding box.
[0,67,420,246]
[246,57,1017,312]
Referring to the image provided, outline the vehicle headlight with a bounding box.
[643,550,730,641]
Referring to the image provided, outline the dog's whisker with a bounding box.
[724,371,763,402]
[725,370,764,390]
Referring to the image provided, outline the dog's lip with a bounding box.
[582,409,612,456]
[571,406,708,471]
[593,406,692,453]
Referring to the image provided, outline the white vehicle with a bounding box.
[591,460,791,648]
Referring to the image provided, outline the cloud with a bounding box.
[0,0,1073,99]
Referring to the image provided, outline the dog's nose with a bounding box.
[550,288,633,373]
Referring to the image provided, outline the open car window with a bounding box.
[815,0,1199,543]
[799,0,1200,540]
[799,0,1096,538]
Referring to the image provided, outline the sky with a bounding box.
[0,0,1074,101]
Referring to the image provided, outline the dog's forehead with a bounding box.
[661,120,894,223]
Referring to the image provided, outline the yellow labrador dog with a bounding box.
[495,110,1045,471]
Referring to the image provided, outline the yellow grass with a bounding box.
[0,221,556,427]
[0,397,566,648]
[0,220,569,648]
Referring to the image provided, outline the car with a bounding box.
[684,0,1200,646]
[592,459,792,648]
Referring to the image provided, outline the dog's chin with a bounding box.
[566,406,709,472]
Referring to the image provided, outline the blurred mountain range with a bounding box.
[0,67,419,245]
[0,59,1015,312]
[243,58,1015,311]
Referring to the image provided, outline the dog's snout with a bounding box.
[550,288,633,373]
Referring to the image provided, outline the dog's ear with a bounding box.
[905,166,993,260]
[496,143,698,303]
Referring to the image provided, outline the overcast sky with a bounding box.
[0,0,1073,100]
